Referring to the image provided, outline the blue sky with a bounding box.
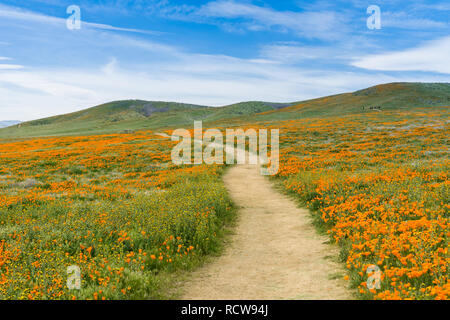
[0,0,449,120]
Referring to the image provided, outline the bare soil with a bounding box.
[181,164,351,300]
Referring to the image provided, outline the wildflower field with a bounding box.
[0,131,234,299]
[274,107,449,300]
[0,106,448,300]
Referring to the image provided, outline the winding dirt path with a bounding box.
[181,163,351,300]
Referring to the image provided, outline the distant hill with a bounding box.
[0,82,448,139]
[0,100,291,138]
[26,100,209,126]
[253,82,450,121]
[0,120,21,128]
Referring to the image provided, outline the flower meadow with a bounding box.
[0,106,448,300]
[274,108,449,300]
[0,131,234,299]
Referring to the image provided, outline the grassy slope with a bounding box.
[0,101,289,139]
[1,82,449,139]
[252,83,450,121]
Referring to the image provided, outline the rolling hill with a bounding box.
[0,100,292,138]
[252,82,450,121]
[0,82,448,139]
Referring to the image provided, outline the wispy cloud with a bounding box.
[2,50,448,121]
[352,36,450,74]
[260,43,340,64]
[383,11,448,29]
[86,22,163,35]
[101,58,118,75]
[0,4,161,35]
[1,1,450,121]
[0,70,95,97]
[412,3,450,11]
[0,64,24,70]
[163,0,347,40]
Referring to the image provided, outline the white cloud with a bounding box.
[102,58,118,75]
[260,44,334,63]
[168,0,346,40]
[0,70,95,97]
[413,3,450,11]
[2,54,448,121]
[1,3,449,122]
[0,64,24,70]
[383,11,448,29]
[0,4,160,35]
[351,36,450,74]
[86,22,163,35]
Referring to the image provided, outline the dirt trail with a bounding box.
[182,163,351,300]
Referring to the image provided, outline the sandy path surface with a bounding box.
[181,164,351,300]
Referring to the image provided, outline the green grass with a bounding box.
[0,101,292,139]
[1,82,448,139]
[251,82,450,121]
[0,149,237,299]
[272,109,449,300]
[1,81,448,300]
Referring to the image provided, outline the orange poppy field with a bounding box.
[0,131,234,299]
[0,107,448,300]
[275,108,449,300]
